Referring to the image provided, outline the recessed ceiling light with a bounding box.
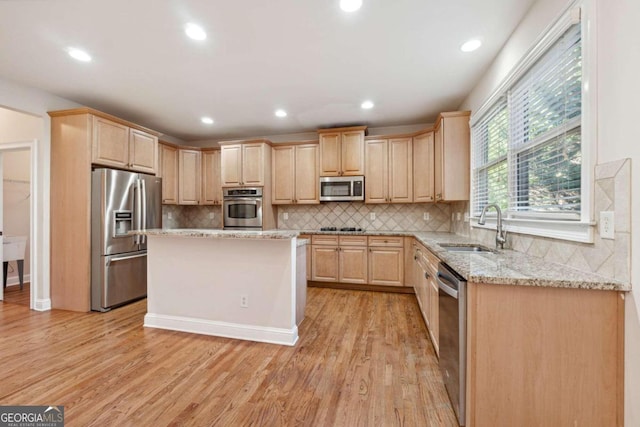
[201,117,214,124]
[275,109,287,118]
[185,23,207,41]
[361,100,374,109]
[461,39,482,52]
[340,0,362,12]
[67,47,91,62]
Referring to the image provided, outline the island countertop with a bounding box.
[134,228,299,240]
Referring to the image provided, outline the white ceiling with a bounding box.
[0,0,535,142]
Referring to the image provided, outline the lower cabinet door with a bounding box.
[339,246,368,284]
[368,247,404,286]
[311,245,339,282]
[429,279,439,354]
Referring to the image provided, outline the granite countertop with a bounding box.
[293,230,630,292]
[134,228,300,240]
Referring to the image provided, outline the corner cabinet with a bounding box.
[365,137,413,203]
[159,142,178,205]
[220,141,268,187]
[178,149,202,205]
[272,143,319,205]
[434,111,470,201]
[318,126,366,176]
[202,149,222,205]
[92,116,158,174]
[49,108,161,312]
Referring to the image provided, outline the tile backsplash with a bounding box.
[276,202,451,232]
[162,205,222,229]
[450,158,632,283]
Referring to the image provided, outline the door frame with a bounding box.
[0,140,38,310]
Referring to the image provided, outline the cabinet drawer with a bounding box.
[339,235,367,246]
[368,236,404,247]
[311,235,340,246]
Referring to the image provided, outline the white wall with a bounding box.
[459,0,639,424]
[0,76,81,308]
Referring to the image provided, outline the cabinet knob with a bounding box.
[425,272,430,279]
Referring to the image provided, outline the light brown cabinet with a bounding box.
[159,143,178,204]
[434,111,470,201]
[413,132,435,202]
[92,116,157,174]
[411,239,439,354]
[49,108,161,312]
[318,126,366,176]
[221,142,267,187]
[367,236,404,287]
[202,149,222,205]
[365,137,413,203]
[178,149,201,205]
[272,144,319,204]
[299,234,312,281]
[311,235,368,284]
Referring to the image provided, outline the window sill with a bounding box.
[470,218,596,243]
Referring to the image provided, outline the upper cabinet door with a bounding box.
[159,143,178,204]
[272,145,295,204]
[178,149,201,205]
[202,150,222,205]
[341,130,365,176]
[388,137,413,203]
[413,132,435,202]
[92,116,129,168]
[294,144,319,204]
[221,144,243,186]
[319,133,341,176]
[434,112,470,201]
[242,143,265,186]
[365,139,388,204]
[128,129,157,174]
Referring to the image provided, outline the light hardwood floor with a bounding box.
[3,283,30,306]
[0,287,456,426]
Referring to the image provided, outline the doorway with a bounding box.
[1,148,32,306]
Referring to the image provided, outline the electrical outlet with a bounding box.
[600,211,615,239]
[283,212,289,220]
[370,212,376,221]
[423,212,430,221]
[167,212,173,219]
[240,295,249,308]
[209,212,215,219]
[464,212,470,222]
[456,212,462,221]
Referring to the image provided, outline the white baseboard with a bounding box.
[4,273,31,287]
[144,313,299,346]
[34,298,51,311]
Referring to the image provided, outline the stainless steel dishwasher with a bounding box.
[437,262,467,426]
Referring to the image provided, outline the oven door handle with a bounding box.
[437,272,459,299]
[223,197,261,202]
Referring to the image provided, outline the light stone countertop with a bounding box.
[293,230,630,292]
[135,228,299,240]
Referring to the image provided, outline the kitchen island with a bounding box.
[135,229,306,346]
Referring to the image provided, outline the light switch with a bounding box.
[209,213,215,219]
[283,212,289,220]
[370,212,376,221]
[423,212,430,221]
[600,211,614,239]
[167,212,173,219]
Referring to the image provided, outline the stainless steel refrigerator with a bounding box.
[91,168,162,311]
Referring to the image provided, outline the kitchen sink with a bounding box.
[438,243,495,253]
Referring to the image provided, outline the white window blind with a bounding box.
[471,20,583,221]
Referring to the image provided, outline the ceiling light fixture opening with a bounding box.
[185,23,207,41]
[461,39,482,52]
[340,0,362,13]
[275,109,287,118]
[361,100,374,109]
[67,48,92,62]
[201,117,214,125]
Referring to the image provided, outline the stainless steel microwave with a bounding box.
[319,176,364,202]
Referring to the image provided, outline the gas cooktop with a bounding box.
[320,227,365,232]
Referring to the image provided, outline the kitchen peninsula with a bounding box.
[136,229,306,346]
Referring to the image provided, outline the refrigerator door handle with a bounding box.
[135,179,142,245]
[141,178,147,244]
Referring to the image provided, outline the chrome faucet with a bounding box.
[478,203,507,249]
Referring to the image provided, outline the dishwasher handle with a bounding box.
[437,271,459,299]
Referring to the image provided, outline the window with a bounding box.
[471,5,593,242]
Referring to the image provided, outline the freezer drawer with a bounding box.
[92,251,147,311]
